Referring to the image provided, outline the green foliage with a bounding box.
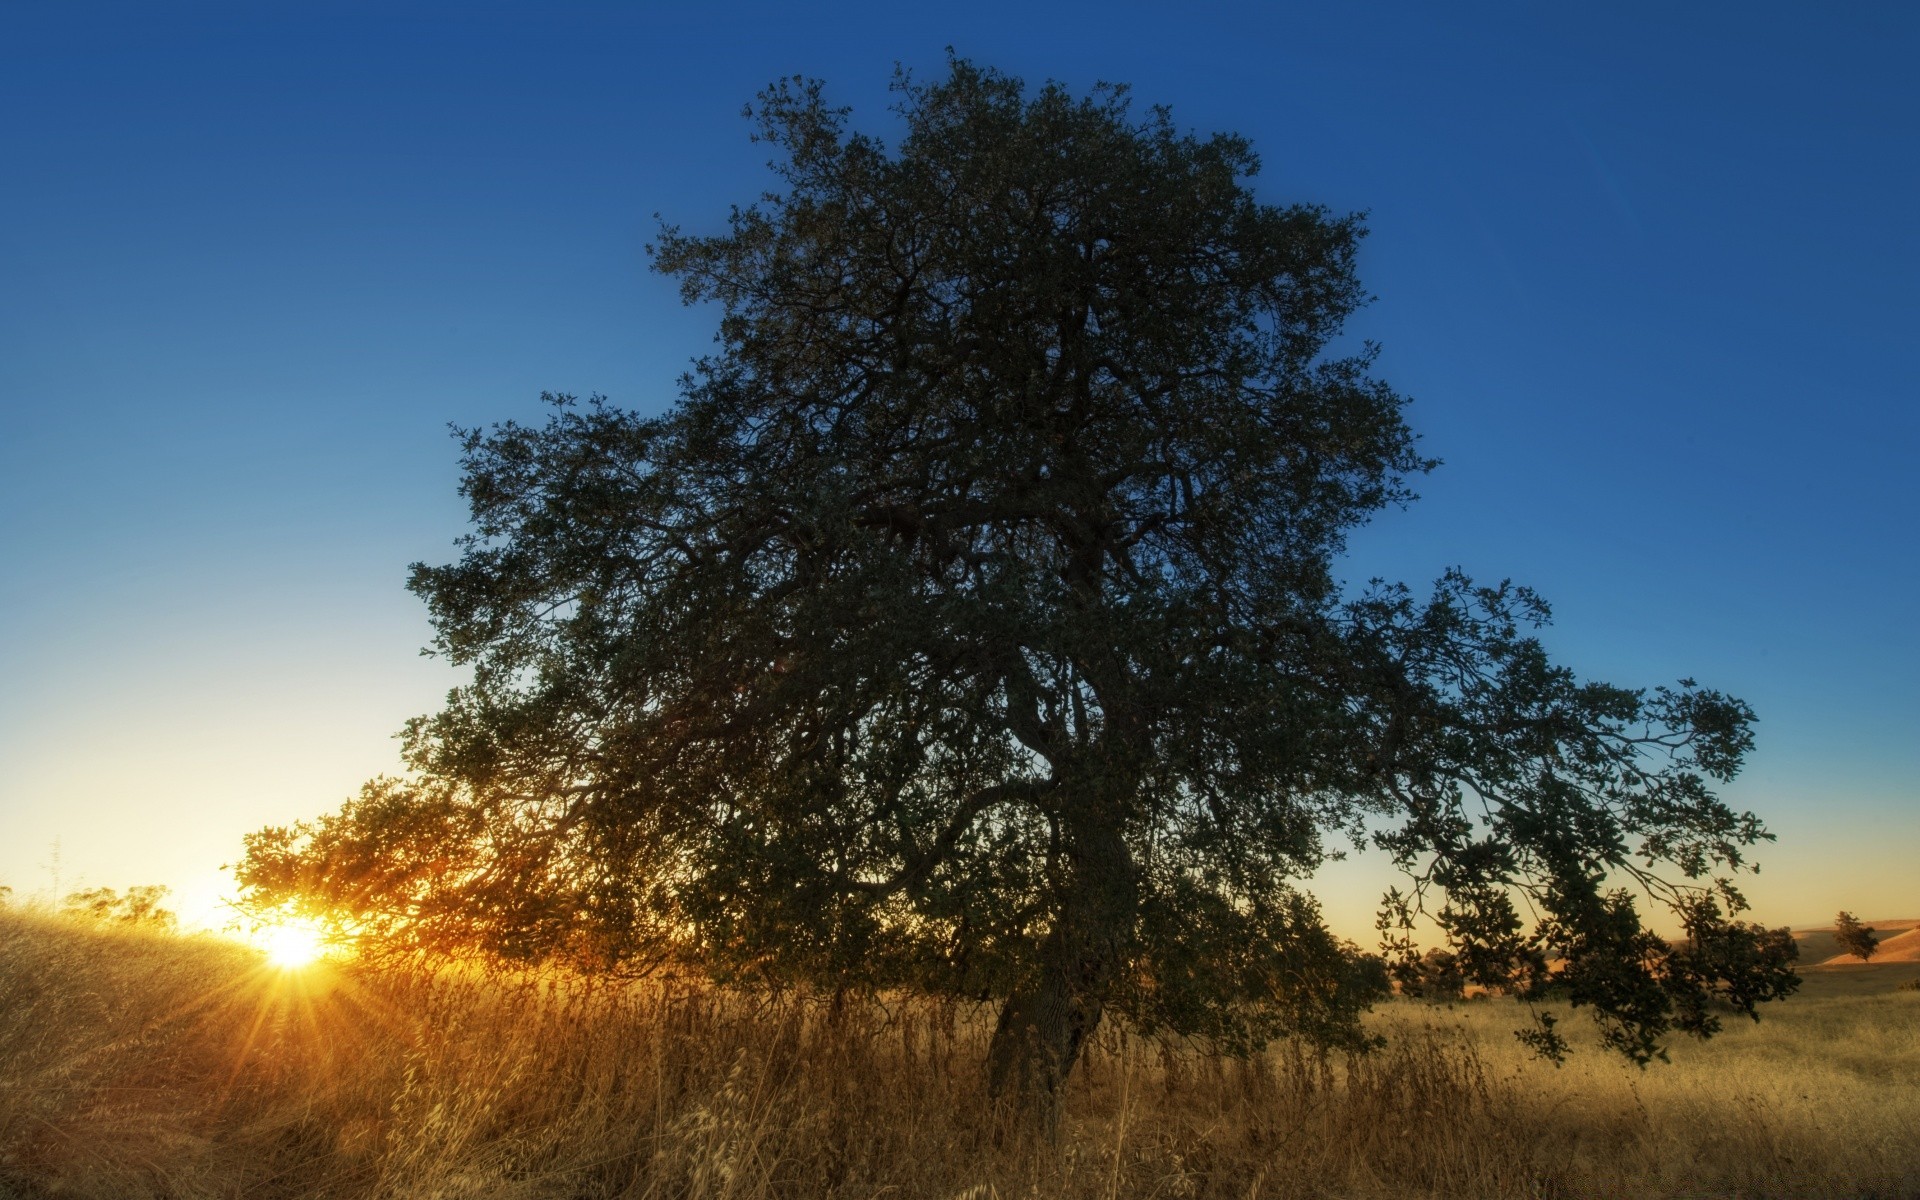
[1488,886,1800,1064]
[1833,911,1879,961]
[1394,947,1467,1001]
[238,57,1792,1071]
[60,885,177,930]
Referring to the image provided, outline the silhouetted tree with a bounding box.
[1834,911,1879,961]
[1394,948,1467,1001]
[237,57,1797,1120]
[61,885,177,929]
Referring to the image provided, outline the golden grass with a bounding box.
[3,909,1917,1199]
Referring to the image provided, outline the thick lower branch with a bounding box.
[834,777,1053,899]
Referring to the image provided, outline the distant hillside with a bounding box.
[1792,918,1920,966]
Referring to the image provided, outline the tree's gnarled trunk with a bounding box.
[985,811,1136,1115]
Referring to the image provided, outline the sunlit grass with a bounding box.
[2,907,1916,1199]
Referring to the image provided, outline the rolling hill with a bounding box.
[1792,918,1920,966]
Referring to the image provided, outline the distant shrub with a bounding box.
[1834,911,1879,962]
[1394,948,1467,1001]
[1897,978,1920,992]
[60,885,177,930]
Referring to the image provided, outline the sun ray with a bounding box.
[261,922,325,969]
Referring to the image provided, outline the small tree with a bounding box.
[1394,947,1466,1001]
[239,57,1798,1120]
[61,885,178,930]
[1834,911,1879,961]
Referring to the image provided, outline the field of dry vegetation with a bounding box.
[3,908,1917,1200]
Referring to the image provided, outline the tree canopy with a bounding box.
[237,58,1796,1109]
[1833,911,1879,961]
[61,885,177,929]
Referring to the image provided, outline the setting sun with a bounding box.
[260,921,326,969]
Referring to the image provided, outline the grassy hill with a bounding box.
[2,908,1918,1199]
[1790,918,1920,965]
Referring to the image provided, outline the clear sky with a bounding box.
[2,2,1913,938]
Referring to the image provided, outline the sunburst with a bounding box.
[259,920,327,969]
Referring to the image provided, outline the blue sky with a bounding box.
[1,2,1913,935]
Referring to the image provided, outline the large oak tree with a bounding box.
[239,58,1796,1114]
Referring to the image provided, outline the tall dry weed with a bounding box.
[2,910,1916,1199]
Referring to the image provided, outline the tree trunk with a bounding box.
[985,811,1136,1126]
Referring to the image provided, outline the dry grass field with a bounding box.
[3,908,1917,1200]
